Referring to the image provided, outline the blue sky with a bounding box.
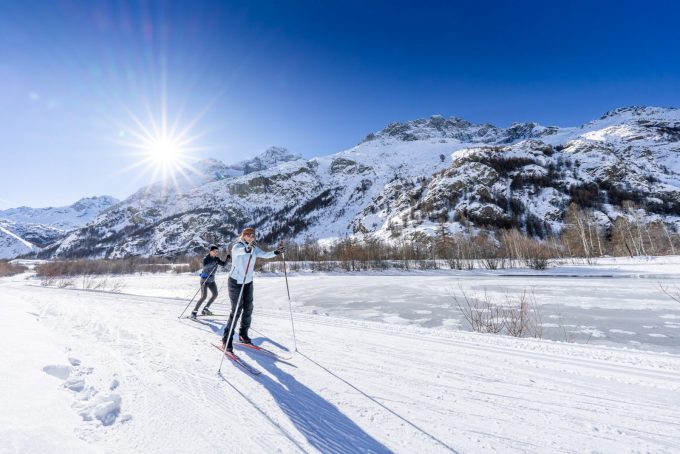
[1,0,679,208]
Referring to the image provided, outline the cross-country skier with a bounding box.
[191,245,230,319]
[222,227,285,352]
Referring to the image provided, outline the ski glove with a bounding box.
[245,241,256,253]
[274,246,286,255]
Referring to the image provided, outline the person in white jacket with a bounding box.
[222,227,284,352]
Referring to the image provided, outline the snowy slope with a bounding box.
[227,146,303,175]
[1,268,679,453]
[49,106,680,258]
[0,223,36,259]
[0,196,119,259]
[0,196,119,231]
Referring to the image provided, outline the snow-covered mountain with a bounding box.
[0,147,302,260]
[0,223,36,259]
[47,106,680,258]
[128,150,303,197]
[0,196,119,259]
[0,196,119,231]
[226,146,303,176]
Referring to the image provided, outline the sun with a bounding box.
[125,128,195,183]
[148,137,182,166]
[113,104,209,193]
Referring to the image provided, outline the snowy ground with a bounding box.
[67,255,680,354]
[2,257,680,453]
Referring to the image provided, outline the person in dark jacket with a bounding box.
[191,245,230,318]
[222,227,284,352]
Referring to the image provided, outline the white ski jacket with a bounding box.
[229,240,277,284]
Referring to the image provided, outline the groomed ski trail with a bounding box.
[2,277,680,453]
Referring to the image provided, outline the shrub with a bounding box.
[454,287,543,338]
[0,260,27,277]
[35,256,202,278]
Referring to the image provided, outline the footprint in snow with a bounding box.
[43,364,71,380]
[76,393,122,426]
[64,376,86,392]
[43,358,128,427]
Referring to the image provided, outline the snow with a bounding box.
[42,106,680,258]
[0,196,118,259]
[0,223,35,258]
[0,224,34,249]
[1,257,680,453]
[0,196,118,231]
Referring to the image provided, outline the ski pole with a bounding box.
[177,260,219,319]
[218,251,254,373]
[281,251,298,352]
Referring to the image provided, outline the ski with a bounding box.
[236,342,294,362]
[184,314,225,321]
[212,343,261,375]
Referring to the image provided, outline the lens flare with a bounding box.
[108,53,231,194]
[112,101,210,195]
[148,137,181,166]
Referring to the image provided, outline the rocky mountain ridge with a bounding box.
[0,196,119,259]
[23,106,680,259]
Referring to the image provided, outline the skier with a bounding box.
[191,245,230,318]
[222,227,285,352]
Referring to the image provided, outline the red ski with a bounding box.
[212,343,261,375]
[236,342,294,362]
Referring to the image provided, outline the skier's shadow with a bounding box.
[244,337,390,453]
[188,318,224,335]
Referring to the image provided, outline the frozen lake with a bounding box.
[72,255,680,355]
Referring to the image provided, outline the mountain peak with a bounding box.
[362,114,559,145]
[363,115,484,143]
[192,158,233,181]
[71,195,119,212]
[230,146,303,175]
[0,196,120,257]
[599,106,679,121]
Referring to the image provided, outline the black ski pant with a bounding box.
[222,277,254,346]
[193,279,218,313]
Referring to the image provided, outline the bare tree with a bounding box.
[454,286,543,338]
[453,287,504,334]
[503,290,543,338]
[661,223,677,255]
[562,203,605,263]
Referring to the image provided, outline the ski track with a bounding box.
[3,278,680,453]
[30,295,307,453]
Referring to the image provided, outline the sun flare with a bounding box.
[147,137,182,166]
[113,102,209,193]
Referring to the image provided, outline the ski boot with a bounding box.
[190,311,197,319]
[201,307,213,316]
[239,330,252,344]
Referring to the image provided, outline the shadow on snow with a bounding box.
[243,336,391,454]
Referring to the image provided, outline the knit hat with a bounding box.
[209,245,219,251]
